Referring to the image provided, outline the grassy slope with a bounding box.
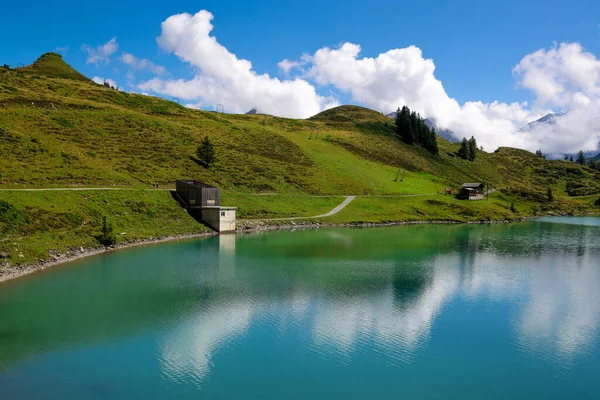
[0,190,211,263]
[1,54,600,266]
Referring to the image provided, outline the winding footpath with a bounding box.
[249,196,357,222]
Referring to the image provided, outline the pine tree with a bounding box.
[535,149,545,158]
[409,111,419,143]
[458,138,469,160]
[394,105,439,155]
[98,216,116,246]
[196,136,216,168]
[564,154,569,161]
[467,136,477,161]
[510,202,516,213]
[394,107,402,138]
[570,155,574,162]
[547,187,554,202]
[395,106,414,145]
[430,130,439,155]
[577,150,586,165]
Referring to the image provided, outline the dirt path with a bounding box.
[0,187,143,191]
[251,196,357,221]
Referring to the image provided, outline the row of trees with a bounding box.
[536,149,600,171]
[458,137,478,161]
[394,106,439,155]
[535,149,546,159]
[562,150,588,165]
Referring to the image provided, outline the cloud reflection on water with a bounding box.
[158,223,600,385]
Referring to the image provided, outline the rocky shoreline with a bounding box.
[0,232,217,284]
[236,216,530,233]
[0,213,593,284]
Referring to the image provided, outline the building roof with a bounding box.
[462,183,484,188]
[177,180,218,189]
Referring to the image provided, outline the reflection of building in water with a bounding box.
[218,233,236,279]
[219,233,236,254]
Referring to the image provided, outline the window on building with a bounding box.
[221,211,225,217]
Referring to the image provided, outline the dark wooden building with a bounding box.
[175,180,236,232]
[458,183,485,200]
[175,180,220,208]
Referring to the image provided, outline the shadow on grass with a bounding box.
[169,190,214,231]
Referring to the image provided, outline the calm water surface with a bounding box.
[1,218,599,399]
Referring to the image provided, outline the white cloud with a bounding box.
[277,59,302,75]
[138,10,337,117]
[120,53,165,75]
[92,76,118,89]
[293,41,600,154]
[83,37,118,65]
[132,9,600,154]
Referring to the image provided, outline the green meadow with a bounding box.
[1,53,599,267]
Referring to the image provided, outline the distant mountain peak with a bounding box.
[523,112,565,131]
[246,108,258,114]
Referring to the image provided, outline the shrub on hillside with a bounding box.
[97,216,116,246]
[0,200,28,229]
[566,180,600,196]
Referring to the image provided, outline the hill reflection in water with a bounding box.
[1,219,599,398]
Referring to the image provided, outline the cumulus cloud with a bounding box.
[134,9,600,154]
[82,37,118,65]
[292,41,600,154]
[92,76,118,89]
[120,53,166,75]
[277,59,303,75]
[138,10,337,117]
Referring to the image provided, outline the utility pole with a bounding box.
[394,168,404,182]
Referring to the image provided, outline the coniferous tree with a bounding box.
[395,106,414,145]
[394,107,402,138]
[547,187,554,202]
[570,155,574,162]
[430,129,439,155]
[564,154,569,161]
[98,216,116,246]
[577,150,586,165]
[467,136,477,161]
[196,136,216,168]
[458,138,469,160]
[535,149,546,159]
[394,105,439,155]
[409,111,419,143]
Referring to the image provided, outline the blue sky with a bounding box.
[2,0,600,153]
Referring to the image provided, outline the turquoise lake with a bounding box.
[1,217,599,399]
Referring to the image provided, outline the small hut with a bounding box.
[175,180,236,232]
[458,183,485,200]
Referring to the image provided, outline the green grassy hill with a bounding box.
[1,53,599,266]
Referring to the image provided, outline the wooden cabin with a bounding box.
[458,183,485,200]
